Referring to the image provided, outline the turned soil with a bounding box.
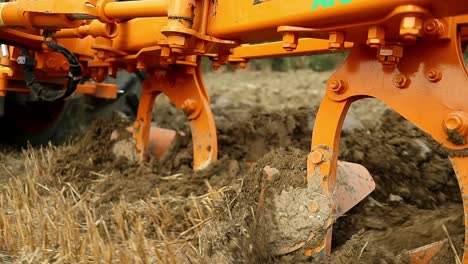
[0,69,463,263]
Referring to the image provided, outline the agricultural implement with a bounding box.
[1,0,468,262]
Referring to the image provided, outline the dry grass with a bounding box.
[0,146,226,263]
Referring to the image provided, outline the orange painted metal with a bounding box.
[110,18,168,52]
[0,2,81,28]
[55,20,118,39]
[127,126,176,160]
[75,82,118,99]
[409,240,446,264]
[103,0,168,20]
[307,97,354,256]
[0,0,467,262]
[335,161,375,218]
[133,63,217,170]
[0,82,117,99]
[230,39,353,60]
[308,16,468,261]
[325,17,468,151]
[148,127,176,160]
[206,0,468,42]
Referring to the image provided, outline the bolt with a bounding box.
[194,41,206,54]
[444,112,468,145]
[378,45,404,67]
[181,99,200,120]
[400,16,423,43]
[393,75,410,89]
[161,46,171,58]
[426,68,442,82]
[367,26,386,48]
[423,19,444,37]
[167,34,186,54]
[309,150,324,165]
[426,22,435,31]
[445,114,464,131]
[282,32,299,52]
[329,32,345,51]
[328,80,347,94]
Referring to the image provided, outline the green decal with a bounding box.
[311,0,352,10]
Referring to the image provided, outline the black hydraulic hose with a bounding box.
[20,41,82,102]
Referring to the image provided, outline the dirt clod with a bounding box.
[201,148,331,263]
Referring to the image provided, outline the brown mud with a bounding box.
[0,70,464,263]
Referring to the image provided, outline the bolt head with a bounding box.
[160,47,171,58]
[445,115,463,131]
[378,45,404,67]
[282,33,299,52]
[444,112,468,132]
[329,32,345,43]
[328,80,346,94]
[426,69,442,82]
[180,99,200,120]
[425,22,436,32]
[367,39,385,49]
[393,74,410,88]
[181,99,201,120]
[444,112,468,145]
[329,32,345,51]
[367,26,386,48]
[423,19,444,37]
[167,35,186,54]
[400,16,423,40]
[309,150,324,165]
[182,99,196,113]
[367,26,385,38]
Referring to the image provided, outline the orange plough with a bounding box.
[0,0,468,262]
